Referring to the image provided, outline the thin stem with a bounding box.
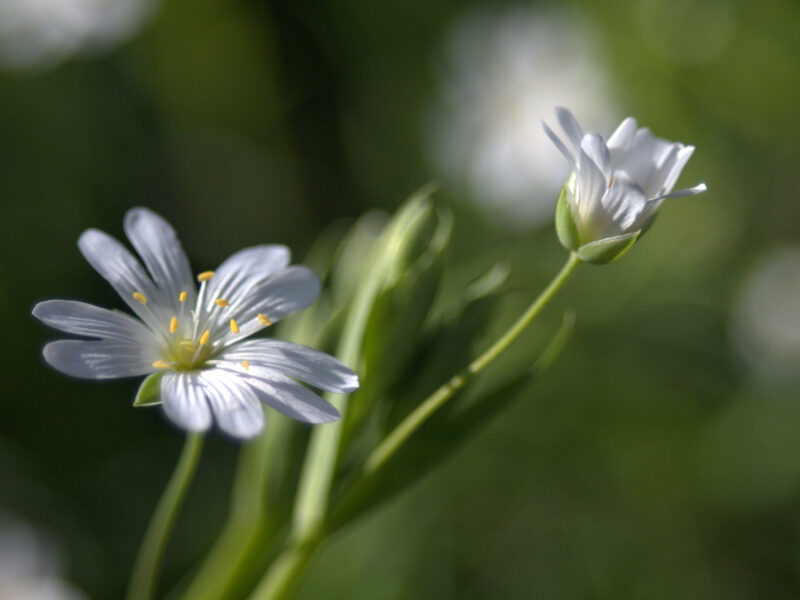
[180,418,288,600]
[127,433,204,600]
[364,252,581,474]
[247,536,321,600]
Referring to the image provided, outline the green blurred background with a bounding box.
[3,0,800,598]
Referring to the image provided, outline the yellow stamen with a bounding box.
[241,360,249,370]
[197,271,215,282]
[169,317,178,333]
[257,313,272,326]
[215,298,229,307]
[133,292,147,305]
[152,360,170,369]
[230,319,240,334]
[199,329,210,345]
[179,291,187,302]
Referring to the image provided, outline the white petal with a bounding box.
[611,127,661,189]
[218,339,359,393]
[645,143,682,198]
[160,372,212,432]
[32,300,154,344]
[607,117,638,150]
[204,245,291,313]
[540,120,578,171]
[229,368,341,424]
[602,172,647,232]
[576,141,608,224]
[649,182,707,202]
[659,145,696,196]
[555,106,584,155]
[214,266,321,343]
[42,340,154,379]
[200,370,264,439]
[77,229,165,332]
[124,208,196,309]
[580,133,612,180]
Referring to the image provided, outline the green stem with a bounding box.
[247,536,322,600]
[179,436,267,600]
[127,433,204,600]
[364,252,581,474]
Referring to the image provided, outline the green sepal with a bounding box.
[576,230,640,264]
[555,183,580,251]
[133,372,164,407]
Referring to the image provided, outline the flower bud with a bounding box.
[543,107,706,264]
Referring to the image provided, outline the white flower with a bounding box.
[33,207,359,439]
[542,107,707,263]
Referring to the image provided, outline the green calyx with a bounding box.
[134,372,164,407]
[554,182,641,265]
[555,183,581,252]
[574,231,640,264]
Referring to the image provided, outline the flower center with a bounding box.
[146,271,274,373]
[169,337,211,370]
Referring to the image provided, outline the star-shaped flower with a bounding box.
[33,208,359,439]
[542,107,707,263]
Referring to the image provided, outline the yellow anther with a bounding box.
[230,319,240,334]
[152,360,170,369]
[169,317,178,333]
[241,360,250,370]
[197,271,215,282]
[215,298,229,307]
[179,291,187,302]
[199,329,210,345]
[257,313,272,326]
[133,292,147,305]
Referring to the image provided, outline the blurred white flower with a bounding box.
[33,208,358,439]
[0,0,158,70]
[542,107,706,262]
[732,249,800,383]
[0,513,87,600]
[427,6,616,228]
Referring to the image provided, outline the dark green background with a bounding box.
[2,0,800,598]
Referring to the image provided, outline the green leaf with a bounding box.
[329,211,388,307]
[555,182,580,251]
[342,202,453,444]
[576,230,640,264]
[382,263,510,432]
[290,183,443,542]
[133,372,164,407]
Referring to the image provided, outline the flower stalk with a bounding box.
[365,251,581,474]
[127,433,204,600]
